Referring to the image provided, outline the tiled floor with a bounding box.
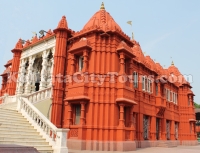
[69,144,200,153]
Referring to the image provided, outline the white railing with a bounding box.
[26,87,52,104]
[17,96,69,153]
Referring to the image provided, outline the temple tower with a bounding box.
[51,16,71,127]
[7,39,23,95]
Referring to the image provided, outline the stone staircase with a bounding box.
[157,141,178,148]
[0,102,17,110]
[0,104,53,153]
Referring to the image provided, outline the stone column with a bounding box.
[70,54,75,75]
[129,108,135,140]
[48,47,55,87]
[162,118,166,140]
[68,103,72,125]
[16,59,27,94]
[25,56,36,94]
[151,116,156,140]
[119,104,125,127]
[157,82,161,96]
[129,109,134,127]
[139,113,144,141]
[82,50,88,72]
[62,101,72,128]
[119,53,125,74]
[171,120,175,140]
[80,102,86,125]
[40,50,50,90]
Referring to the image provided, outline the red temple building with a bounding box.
[0,3,197,152]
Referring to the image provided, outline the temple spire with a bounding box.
[171,61,174,66]
[100,2,105,10]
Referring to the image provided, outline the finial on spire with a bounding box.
[171,61,174,66]
[132,32,134,40]
[100,2,105,10]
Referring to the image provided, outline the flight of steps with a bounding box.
[0,102,17,110]
[157,141,177,148]
[0,105,53,153]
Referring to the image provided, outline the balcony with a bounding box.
[156,96,166,116]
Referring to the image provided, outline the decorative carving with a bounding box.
[70,129,78,137]
[16,59,28,94]
[47,48,55,87]
[40,50,50,90]
[25,56,36,94]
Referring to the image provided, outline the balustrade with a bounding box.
[26,87,52,104]
[17,96,69,153]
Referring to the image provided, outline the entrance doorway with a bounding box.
[143,115,149,140]
[166,120,170,140]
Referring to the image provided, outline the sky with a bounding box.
[0,0,199,103]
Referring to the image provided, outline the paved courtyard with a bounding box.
[69,144,200,153]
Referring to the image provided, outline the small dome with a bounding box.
[14,39,23,50]
[168,65,181,76]
[57,16,68,29]
[83,5,122,32]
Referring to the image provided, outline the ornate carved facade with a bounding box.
[0,3,197,152]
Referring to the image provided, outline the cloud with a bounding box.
[142,18,198,53]
[143,32,172,52]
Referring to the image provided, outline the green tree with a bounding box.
[194,102,200,108]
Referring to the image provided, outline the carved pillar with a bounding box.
[129,59,133,74]
[171,120,175,140]
[48,47,55,87]
[62,101,72,128]
[80,102,86,125]
[25,56,36,94]
[162,118,166,140]
[70,54,75,75]
[119,53,125,74]
[129,109,134,127]
[129,59,134,88]
[157,82,161,96]
[82,50,88,72]
[40,50,50,90]
[151,116,156,140]
[16,59,27,94]
[7,39,23,95]
[67,102,72,126]
[119,104,125,127]
[129,108,134,140]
